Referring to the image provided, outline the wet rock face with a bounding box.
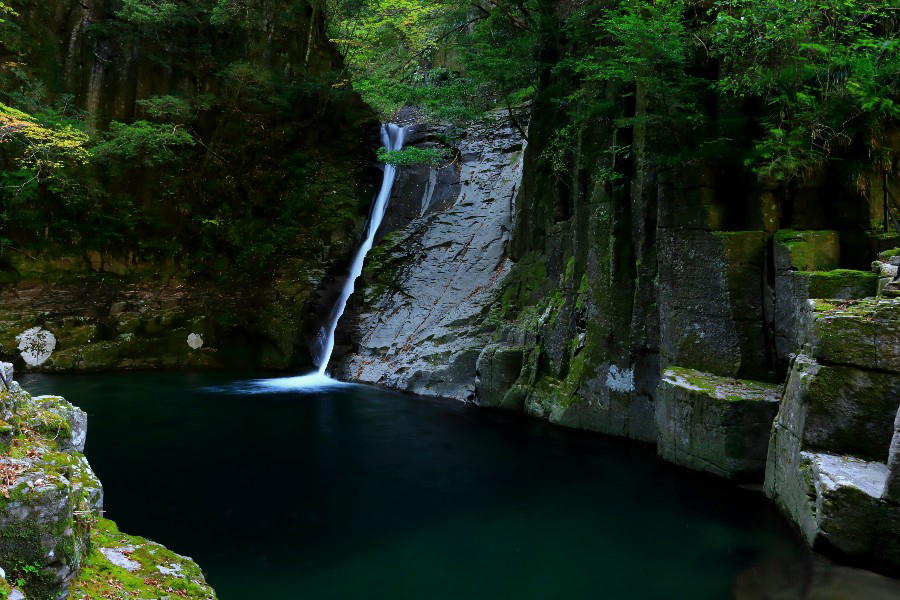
[475,345,525,409]
[658,230,769,379]
[338,112,524,401]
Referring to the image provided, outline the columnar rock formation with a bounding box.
[765,298,900,572]
[338,103,900,574]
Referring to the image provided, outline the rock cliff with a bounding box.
[0,363,215,599]
[336,92,900,574]
[338,112,524,400]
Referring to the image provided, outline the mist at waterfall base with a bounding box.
[21,371,824,599]
[252,123,406,392]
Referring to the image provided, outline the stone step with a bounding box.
[781,451,900,571]
[807,297,900,374]
[655,366,781,481]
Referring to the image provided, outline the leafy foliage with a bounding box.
[92,121,195,168]
[376,145,449,166]
[0,0,374,284]
[710,0,900,179]
[331,0,900,182]
[0,103,90,179]
[326,0,540,119]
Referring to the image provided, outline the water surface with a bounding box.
[22,372,813,599]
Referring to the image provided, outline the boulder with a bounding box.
[766,333,900,571]
[806,298,900,374]
[655,366,780,480]
[769,355,900,462]
[767,451,900,571]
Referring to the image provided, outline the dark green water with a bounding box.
[22,372,811,599]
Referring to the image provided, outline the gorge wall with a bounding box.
[337,86,900,573]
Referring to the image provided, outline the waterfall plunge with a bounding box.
[251,123,406,391]
[315,123,407,374]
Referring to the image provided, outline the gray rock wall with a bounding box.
[338,112,525,400]
[765,298,900,573]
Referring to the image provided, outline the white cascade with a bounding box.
[316,122,407,375]
[250,123,406,391]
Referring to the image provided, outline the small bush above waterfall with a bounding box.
[377,146,449,167]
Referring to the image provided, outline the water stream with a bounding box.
[257,123,405,391]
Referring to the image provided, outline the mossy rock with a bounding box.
[798,269,879,300]
[774,229,840,272]
[810,297,900,374]
[801,360,900,462]
[655,366,781,481]
[70,519,216,599]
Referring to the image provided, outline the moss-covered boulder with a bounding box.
[0,365,216,599]
[70,519,215,599]
[768,451,900,573]
[766,333,900,572]
[767,355,900,465]
[774,270,879,365]
[0,386,102,598]
[655,366,781,480]
[807,298,900,374]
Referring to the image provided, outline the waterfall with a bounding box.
[250,123,405,391]
[318,123,406,372]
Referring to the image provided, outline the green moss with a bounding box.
[563,255,576,284]
[491,252,549,322]
[774,229,840,271]
[878,247,900,260]
[798,269,878,300]
[574,274,590,310]
[362,230,413,304]
[664,366,781,402]
[71,519,217,599]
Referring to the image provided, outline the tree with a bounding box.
[0,103,90,182]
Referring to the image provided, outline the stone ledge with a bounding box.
[785,452,900,572]
[808,298,900,374]
[655,366,781,481]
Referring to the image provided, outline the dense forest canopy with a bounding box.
[329,0,900,181]
[0,0,373,283]
[0,0,897,277]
